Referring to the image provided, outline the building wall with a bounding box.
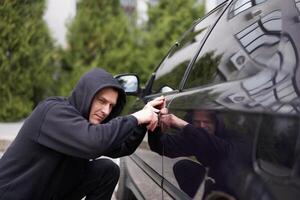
[205,0,227,13]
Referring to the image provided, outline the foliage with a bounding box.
[143,0,205,77]
[0,0,205,121]
[58,0,149,96]
[59,0,205,96]
[185,51,222,88]
[0,0,56,121]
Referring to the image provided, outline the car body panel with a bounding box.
[117,0,300,199]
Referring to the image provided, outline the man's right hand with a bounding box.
[131,96,165,131]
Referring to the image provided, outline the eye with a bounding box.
[98,98,105,104]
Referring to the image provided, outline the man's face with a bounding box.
[89,87,118,125]
[192,111,216,135]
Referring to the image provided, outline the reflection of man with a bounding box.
[149,109,252,199]
[183,110,216,134]
[0,68,164,200]
[159,108,219,134]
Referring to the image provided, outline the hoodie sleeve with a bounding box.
[37,103,139,159]
[104,125,147,158]
[148,124,232,164]
[148,126,196,158]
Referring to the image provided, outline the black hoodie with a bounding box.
[148,113,252,198]
[0,68,146,199]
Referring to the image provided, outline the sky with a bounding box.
[43,0,76,47]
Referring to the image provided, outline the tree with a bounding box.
[58,0,149,96]
[142,0,205,78]
[0,0,56,121]
[59,0,205,96]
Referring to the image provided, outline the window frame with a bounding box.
[180,1,231,92]
[147,1,229,96]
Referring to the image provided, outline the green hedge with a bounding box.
[0,0,56,121]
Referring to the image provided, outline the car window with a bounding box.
[150,3,228,95]
[151,25,209,94]
[184,0,294,90]
[183,7,237,89]
[256,114,299,177]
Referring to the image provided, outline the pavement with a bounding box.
[0,121,23,153]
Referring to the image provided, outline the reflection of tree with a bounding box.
[257,115,298,170]
[185,51,222,88]
[169,27,207,57]
[118,79,126,87]
[152,61,189,93]
[151,25,208,93]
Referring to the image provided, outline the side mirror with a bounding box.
[115,74,140,95]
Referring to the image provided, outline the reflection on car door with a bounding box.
[162,0,300,199]
[155,2,230,199]
[133,2,230,199]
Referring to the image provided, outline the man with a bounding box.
[0,68,164,200]
[159,109,216,134]
[149,109,252,199]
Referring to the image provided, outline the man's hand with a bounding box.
[131,96,165,131]
[146,95,166,110]
[159,108,188,132]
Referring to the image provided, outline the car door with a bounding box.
[162,0,300,199]
[144,2,230,200]
[126,2,230,200]
[254,113,300,200]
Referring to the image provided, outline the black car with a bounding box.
[115,0,300,199]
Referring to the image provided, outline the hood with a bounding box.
[214,114,227,138]
[68,68,126,123]
[185,110,227,138]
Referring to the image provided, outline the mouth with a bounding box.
[94,114,104,122]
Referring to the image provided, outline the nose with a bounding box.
[200,122,206,128]
[102,104,111,116]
